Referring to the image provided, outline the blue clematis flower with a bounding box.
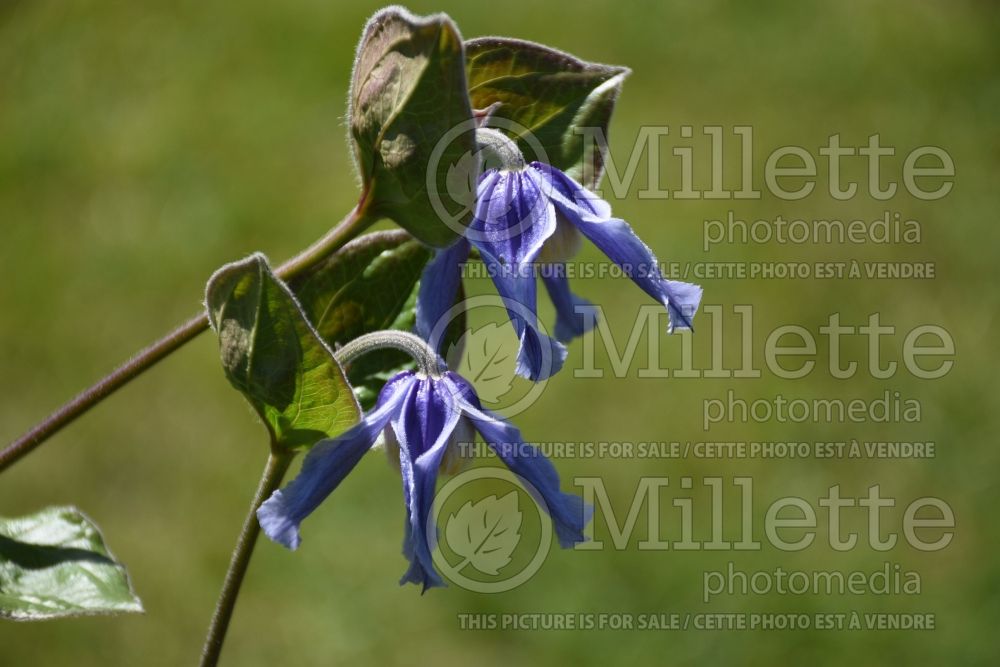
[416,138,702,383]
[258,368,591,590]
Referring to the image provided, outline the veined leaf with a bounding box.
[350,7,476,247]
[465,38,629,188]
[0,506,142,621]
[289,230,431,349]
[205,253,360,451]
[289,230,465,410]
[289,230,429,410]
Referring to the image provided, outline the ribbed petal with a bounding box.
[451,376,592,548]
[541,268,599,342]
[511,317,568,381]
[470,169,566,380]
[391,376,462,590]
[257,372,414,550]
[530,161,611,219]
[468,168,555,265]
[531,162,702,331]
[415,239,470,350]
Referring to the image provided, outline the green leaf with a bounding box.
[205,253,360,451]
[288,230,465,411]
[465,38,629,188]
[0,506,143,621]
[350,7,476,248]
[343,283,422,411]
[446,492,522,576]
[289,230,428,409]
[290,230,431,350]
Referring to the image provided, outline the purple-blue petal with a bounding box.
[486,252,564,380]
[415,239,469,350]
[257,372,414,550]
[468,169,566,381]
[468,168,556,265]
[532,162,703,331]
[530,161,611,219]
[541,267,599,342]
[456,390,592,548]
[513,315,568,381]
[390,376,462,590]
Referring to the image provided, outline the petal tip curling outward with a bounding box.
[400,520,445,591]
[257,491,302,550]
[663,279,704,332]
[556,299,599,343]
[399,549,446,592]
[514,324,568,381]
[453,385,593,547]
[257,373,415,551]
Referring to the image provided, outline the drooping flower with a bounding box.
[257,367,591,590]
[416,131,702,382]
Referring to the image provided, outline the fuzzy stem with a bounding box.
[334,330,444,377]
[198,452,293,667]
[0,204,373,474]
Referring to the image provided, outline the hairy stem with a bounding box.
[199,452,293,667]
[335,330,444,377]
[0,204,373,474]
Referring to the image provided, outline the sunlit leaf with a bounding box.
[205,253,360,450]
[465,38,628,188]
[350,7,476,247]
[289,230,465,410]
[0,506,142,621]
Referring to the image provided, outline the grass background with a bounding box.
[1,0,998,664]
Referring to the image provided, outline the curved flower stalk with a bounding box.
[416,130,703,382]
[257,332,591,590]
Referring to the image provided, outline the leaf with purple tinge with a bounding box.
[350,7,476,247]
[465,37,629,188]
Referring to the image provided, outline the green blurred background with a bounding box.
[1,0,998,664]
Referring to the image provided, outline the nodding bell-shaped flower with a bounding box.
[257,332,591,591]
[416,129,702,383]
